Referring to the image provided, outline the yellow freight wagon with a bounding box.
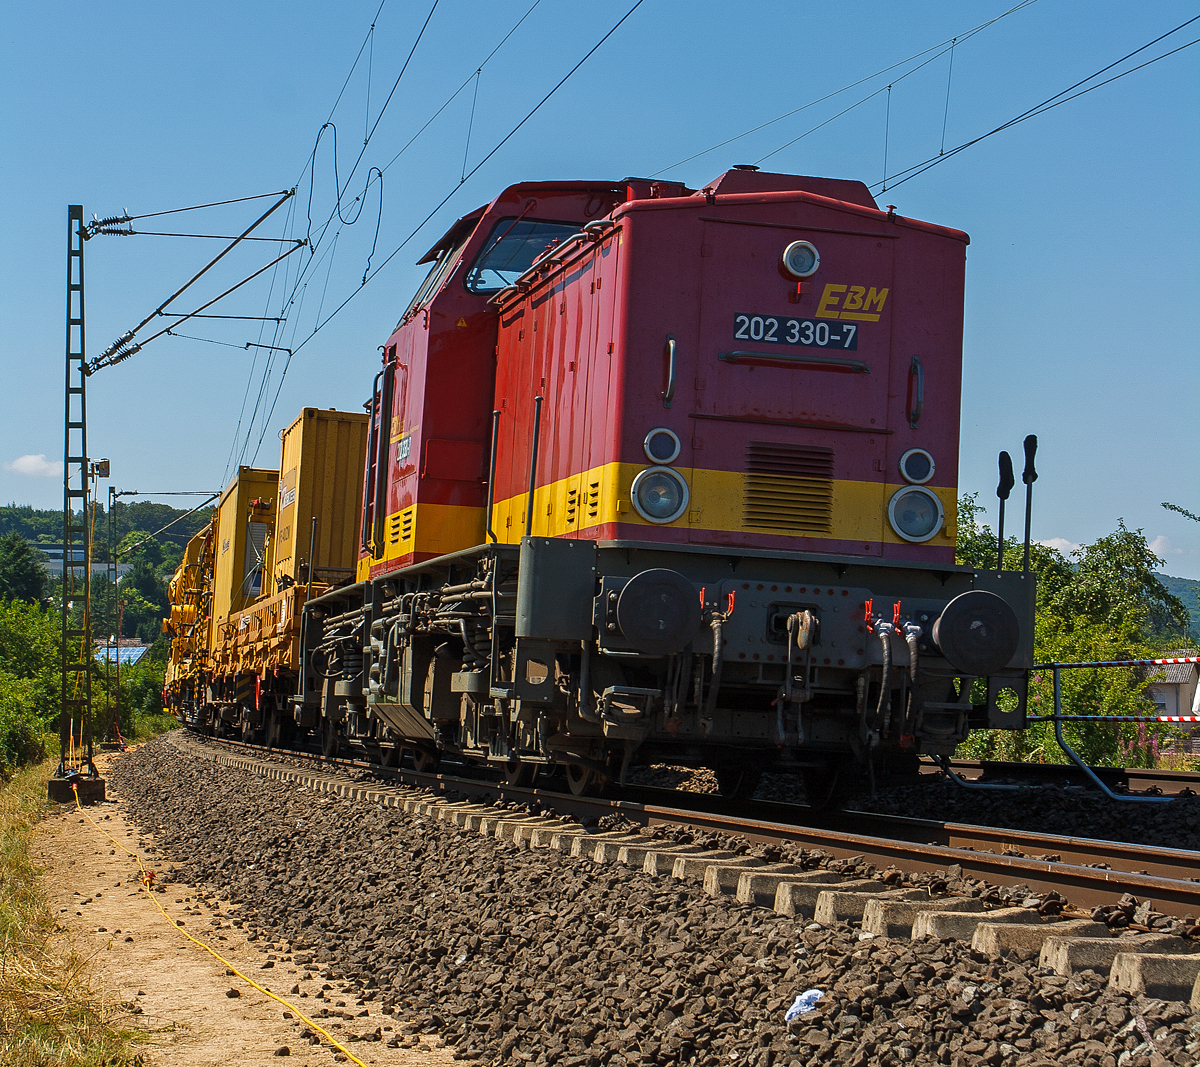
[212,467,278,623]
[168,408,369,742]
[272,407,369,592]
[163,521,216,723]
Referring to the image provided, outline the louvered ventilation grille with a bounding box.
[586,482,600,521]
[566,487,579,526]
[388,513,402,546]
[400,508,415,543]
[743,443,834,533]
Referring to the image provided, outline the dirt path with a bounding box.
[35,751,454,1067]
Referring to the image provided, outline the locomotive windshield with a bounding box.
[403,229,473,319]
[464,218,581,293]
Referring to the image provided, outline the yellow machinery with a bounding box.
[163,521,216,721]
[163,408,368,739]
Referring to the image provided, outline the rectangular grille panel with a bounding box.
[743,443,833,533]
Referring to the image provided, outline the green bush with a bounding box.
[955,494,1192,766]
[0,675,48,779]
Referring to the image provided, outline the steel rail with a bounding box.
[182,732,1200,916]
[922,758,1200,795]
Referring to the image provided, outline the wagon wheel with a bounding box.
[321,717,341,758]
[565,763,604,797]
[411,747,441,774]
[715,766,763,801]
[503,758,537,788]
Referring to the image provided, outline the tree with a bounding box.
[115,535,171,643]
[1162,502,1200,524]
[0,531,47,604]
[955,495,1191,766]
[955,493,1074,610]
[1051,521,1190,638]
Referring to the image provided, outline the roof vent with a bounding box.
[732,164,760,171]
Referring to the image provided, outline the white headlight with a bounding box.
[781,240,820,279]
[632,467,689,523]
[888,486,944,542]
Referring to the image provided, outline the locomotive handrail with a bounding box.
[530,231,589,269]
[908,355,923,428]
[946,657,1199,803]
[663,335,677,407]
[718,350,870,373]
[490,225,621,307]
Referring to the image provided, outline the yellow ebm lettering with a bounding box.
[843,285,866,311]
[863,287,889,314]
[815,284,846,319]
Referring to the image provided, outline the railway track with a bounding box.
[925,758,1200,795]
[183,732,1200,918]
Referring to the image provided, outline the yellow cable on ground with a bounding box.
[71,784,369,1067]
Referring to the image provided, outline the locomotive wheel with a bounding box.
[716,767,763,801]
[802,766,850,812]
[411,747,441,774]
[565,763,603,797]
[503,758,537,788]
[321,717,340,758]
[240,720,257,744]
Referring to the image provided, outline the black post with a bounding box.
[996,451,1014,570]
[524,396,543,537]
[306,516,317,601]
[1022,434,1038,574]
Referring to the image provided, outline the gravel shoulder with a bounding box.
[36,748,449,1067]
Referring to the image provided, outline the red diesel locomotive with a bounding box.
[296,166,1033,801]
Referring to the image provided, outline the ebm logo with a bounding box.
[815,284,889,323]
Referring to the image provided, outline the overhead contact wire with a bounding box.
[651,0,1039,175]
[271,0,544,360]
[289,0,647,360]
[873,17,1200,192]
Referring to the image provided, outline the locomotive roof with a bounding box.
[417,168,964,266]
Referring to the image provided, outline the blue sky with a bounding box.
[2,1,1197,577]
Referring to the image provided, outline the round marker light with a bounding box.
[643,427,681,464]
[632,467,689,523]
[888,486,944,542]
[781,240,820,279]
[898,448,935,484]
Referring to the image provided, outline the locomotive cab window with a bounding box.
[403,230,473,319]
[464,218,582,293]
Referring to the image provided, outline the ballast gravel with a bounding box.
[108,737,1200,1067]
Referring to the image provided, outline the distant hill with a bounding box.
[0,502,213,552]
[1157,572,1200,633]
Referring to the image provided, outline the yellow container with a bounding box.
[213,467,278,623]
[271,407,368,589]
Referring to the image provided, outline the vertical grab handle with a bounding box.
[524,396,543,537]
[908,355,923,428]
[663,335,676,408]
[485,409,500,544]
